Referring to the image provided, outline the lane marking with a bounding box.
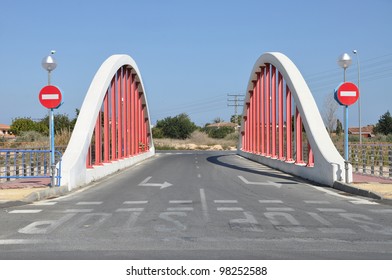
[307,212,333,226]
[123,201,148,204]
[116,208,144,212]
[304,200,330,204]
[317,208,346,213]
[318,228,355,234]
[167,207,194,211]
[266,207,294,212]
[214,200,238,203]
[200,188,209,222]
[62,209,93,213]
[217,207,244,211]
[76,202,103,205]
[369,209,392,213]
[0,239,45,245]
[169,200,193,204]
[34,201,58,206]
[9,209,42,214]
[350,200,379,205]
[259,200,283,204]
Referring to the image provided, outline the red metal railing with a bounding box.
[241,63,314,167]
[86,66,150,168]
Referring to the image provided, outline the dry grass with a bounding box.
[153,130,238,150]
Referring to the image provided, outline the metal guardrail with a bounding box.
[349,143,392,180]
[0,149,62,186]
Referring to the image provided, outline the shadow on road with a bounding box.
[206,154,301,184]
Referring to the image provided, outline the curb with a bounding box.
[332,181,382,200]
[23,185,71,203]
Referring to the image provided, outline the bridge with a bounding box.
[60,52,349,190]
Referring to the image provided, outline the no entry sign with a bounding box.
[334,82,359,106]
[39,85,62,109]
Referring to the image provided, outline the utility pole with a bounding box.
[227,93,245,125]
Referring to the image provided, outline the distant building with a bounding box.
[0,124,14,138]
[348,125,375,138]
[206,122,239,131]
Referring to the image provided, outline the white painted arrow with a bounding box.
[238,175,282,188]
[139,176,172,189]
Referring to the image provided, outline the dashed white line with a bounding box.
[167,207,194,211]
[116,208,144,212]
[317,208,346,213]
[304,200,330,204]
[76,202,103,205]
[0,239,46,245]
[34,201,58,206]
[266,207,294,212]
[259,200,283,204]
[200,188,209,222]
[123,201,148,205]
[217,207,244,211]
[9,210,42,214]
[62,209,93,213]
[214,200,238,204]
[169,200,193,204]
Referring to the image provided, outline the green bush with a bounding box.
[205,126,235,139]
[155,113,197,139]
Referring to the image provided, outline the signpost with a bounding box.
[334,82,359,183]
[39,85,62,109]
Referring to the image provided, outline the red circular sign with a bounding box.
[39,85,62,109]
[335,82,359,106]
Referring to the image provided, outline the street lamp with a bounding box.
[352,49,361,145]
[41,51,57,187]
[337,53,352,183]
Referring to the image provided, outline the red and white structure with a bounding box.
[61,55,154,189]
[238,52,351,186]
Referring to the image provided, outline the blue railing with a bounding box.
[0,149,62,186]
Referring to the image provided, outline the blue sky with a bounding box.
[1,0,391,128]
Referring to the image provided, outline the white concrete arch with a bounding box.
[238,52,351,186]
[61,55,155,190]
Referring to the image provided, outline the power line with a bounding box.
[227,93,245,124]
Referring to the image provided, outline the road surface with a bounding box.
[1,151,392,259]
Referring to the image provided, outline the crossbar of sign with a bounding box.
[340,91,357,97]
[42,94,60,100]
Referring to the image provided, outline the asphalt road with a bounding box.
[1,151,392,259]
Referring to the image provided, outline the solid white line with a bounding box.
[214,200,238,204]
[217,207,244,211]
[200,188,209,222]
[42,93,59,100]
[9,210,42,214]
[340,91,356,97]
[116,208,144,212]
[317,208,346,213]
[304,200,330,204]
[34,201,58,206]
[169,200,193,204]
[259,200,283,204]
[266,207,294,212]
[350,200,378,205]
[76,202,103,205]
[167,207,194,211]
[123,201,148,204]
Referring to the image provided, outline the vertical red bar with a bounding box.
[122,67,127,157]
[249,89,254,153]
[94,112,102,165]
[103,92,110,162]
[142,105,146,151]
[265,64,270,157]
[126,69,132,157]
[285,86,293,162]
[110,78,116,161]
[246,105,250,151]
[271,66,277,158]
[139,93,143,153]
[117,68,123,159]
[134,82,140,155]
[255,73,261,154]
[278,72,284,160]
[307,142,314,167]
[260,66,265,155]
[86,146,92,168]
[130,76,136,156]
[295,107,304,165]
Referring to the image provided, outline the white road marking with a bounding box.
[317,208,346,213]
[123,201,148,204]
[9,210,42,214]
[200,188,209,222]
[139,176,172,189]
[259,200,283,204]
[116,208,144,212]
[266,207,294,212]
[304,200,330,204]
[214,200,238,203]
[350,200,378,205]
[238,175,282,188]
[167,207,194,211]
[307,212,333,226]
[34,201,58,206]
[369,209,392,213]
[0,239,45,245]
[76,202,103,205]
[169,200,193,204]
[62,209,93,213]
[318,228,355,234]
[217,207,244,211]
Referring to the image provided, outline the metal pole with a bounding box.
[344,105,349,183]
[50,108,56,187]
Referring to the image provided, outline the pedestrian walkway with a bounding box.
[0,173,391,207]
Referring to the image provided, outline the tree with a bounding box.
[230,114,242,125]
[10,117,37,135]
[322,93,338,134]
[155,113,197,139]
[336,119,343,136]
[373,110,392,135]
